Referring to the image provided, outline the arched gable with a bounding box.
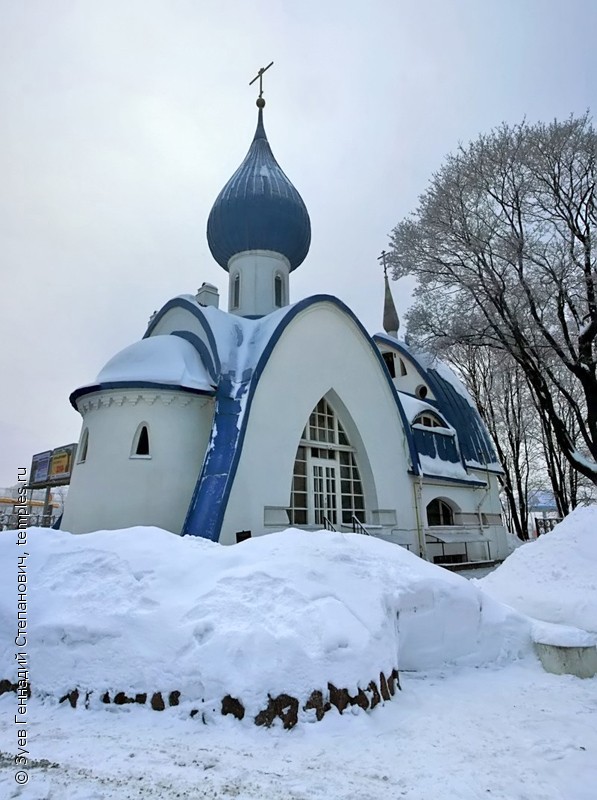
[204,298,419,544]
[145,295,221,381]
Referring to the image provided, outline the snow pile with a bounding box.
[0,527,530,719]
[480,506,597,634]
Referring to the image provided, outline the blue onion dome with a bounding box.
[207,107,311,271]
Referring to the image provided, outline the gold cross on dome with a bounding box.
[249,62,274,99]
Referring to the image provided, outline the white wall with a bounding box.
[228,250,290,317]
[62,389,214,534]
[377,343,437,400]
[420,471,509,561]
[218,301,416,544]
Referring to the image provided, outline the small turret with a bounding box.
[378,251,399,338]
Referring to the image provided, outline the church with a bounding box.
[61,73,508,566]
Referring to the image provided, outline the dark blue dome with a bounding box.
[207,108,311,271]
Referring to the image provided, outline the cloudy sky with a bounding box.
[1,0,596,487]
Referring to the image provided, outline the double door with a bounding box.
[312,459,338,526]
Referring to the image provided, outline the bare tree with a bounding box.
[390,113,597,485]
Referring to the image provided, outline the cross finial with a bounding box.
[377,250,389,276]
[249,61,274,108]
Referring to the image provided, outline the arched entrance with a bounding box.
[287,398,365,527]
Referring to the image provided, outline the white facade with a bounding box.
[218,301,413,543]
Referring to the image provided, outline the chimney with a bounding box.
[196,283,220,309]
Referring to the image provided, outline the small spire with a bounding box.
[378,250,399,337]
[253,107,267,141]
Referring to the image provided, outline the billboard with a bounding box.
[29,450,53,488]
[29,443,78,488]
[48,444,77,485]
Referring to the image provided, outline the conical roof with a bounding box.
[207,108,311,271]
[383,271,400,336]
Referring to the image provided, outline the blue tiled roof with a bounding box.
[373,334,500,470]
[207,108,311,271]
[412,427,460,463]
[424,368,498,467]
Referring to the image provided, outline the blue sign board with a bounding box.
[29,450,53,488]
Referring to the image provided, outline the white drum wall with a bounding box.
[62,389,215,534]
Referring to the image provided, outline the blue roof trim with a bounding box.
[70,381,215,409]
[181,378,245,540]
[170,330,218,384]
[182,295,421,541]
[144,297,222,376]
[373,334,498,469]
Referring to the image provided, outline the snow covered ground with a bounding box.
[1,661,596,800]
[1,509,596,799]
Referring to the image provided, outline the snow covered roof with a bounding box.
[71,335,216,404]
[398,392,450,426]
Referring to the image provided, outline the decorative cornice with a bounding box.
[77,389,213,416]
[70,379,216,410]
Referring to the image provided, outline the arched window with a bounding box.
[77,428,89,463]
[274,274,283,308]
[131,423,151,458]
[232,274,240,310]
[288,398,365,527]
[382,351,396,378]
[413,412,444,428]
[399,359,407,376]
[427,498,454,526]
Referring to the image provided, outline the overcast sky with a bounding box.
[1,0,596,487]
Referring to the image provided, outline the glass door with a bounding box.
[312,460,338,526]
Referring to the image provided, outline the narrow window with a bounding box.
[382,351,396,378]
[232,274,240,310]
[78,428,89,463]
[131,423,151,458]
[136,426,149,455]
[274,274,283,307]
[399,359,407,376]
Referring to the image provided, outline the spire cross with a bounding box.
[377,250,389,276]
[249,61,274,99]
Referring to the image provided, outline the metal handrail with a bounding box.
[351,515,371,535]
[322,516,337,532]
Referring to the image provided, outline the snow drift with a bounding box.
[480,506,597,634]
[0,526,530,720]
